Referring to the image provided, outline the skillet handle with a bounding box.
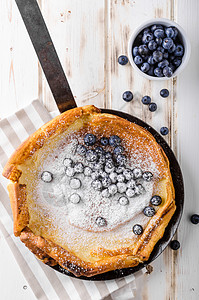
[15,0,77,113]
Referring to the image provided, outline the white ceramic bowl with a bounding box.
[128,18,191,80]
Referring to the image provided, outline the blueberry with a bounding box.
[169,63,176,72]
[74,162,84,173]
[101,189,111,198]
[138,45,149,57]
[143,55,149,62]
[143,171,153,181]
[133,46,139,57]
[65,166,75,177]
[169,55,175,61]
[84,133,96,146]
[76,144,87,156]
[190,214,199,224]
[172,27,178,39]
[142,95,151,105]
[63,157,73,167]
[41,171,53,183]
[69,193,81,204]
[160,127,169,135]
[170,240,180,250]
[163,66,173,77]
[123,169,132,180]
[134,55,143,65]
[143,27,151,34]
[109,135,121,146]
[84,166,92,176]
[147,66,154,76]
[162,38,174,50]
[105,159,114,169]
[108,184,118,195]
[70,178,81,189]
[127,179,136,189]
[160,88,169,98]
[132,167,142,179]
[168,43,176,53]
[143,206,156,217]
[141,62,150,73]
[133,224,143,235]
[155,37,163,45]
[118,55,128,65]
[105,151,113,160]
[150,195,162,206]
[154,29,165,38]
[157,46,165,53]
[154,67,163,77]
[117,174,125,182]
[126,188,135,197]
[102,176,112,188]
[116,154,127,166]
[174,44,184,56]
[100,137,109,146]
[173,57,182,67]
[86,150,98,162]
[95,146,105,156]
[151,24,163,32]
[122,91,133,102]
[113,145,124,155]
[164,52,169,59]
[158,59,169,68]
[148,56,156,65]
[116,166,125,174]
[148,40,157,51]
[117,182,127,193]
[142,32,154,44]
[153,50,163,62]
[165,27,175,38]
[109,172,118,183]
[149,102,157,112]
[119,196,129,206]
[91,179,102,191]
[95,216,107,227]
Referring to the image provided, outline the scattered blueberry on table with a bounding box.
[142,95,151,105]
[160,88,169,98]
[160,127,169,136]
[170,240,180,250]
[118,55,128,65]
[149,102,157,112]
[132,24,184,77]
[190,214,199,224]
[122,91,133,102]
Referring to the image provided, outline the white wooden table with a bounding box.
[1,0,199,299]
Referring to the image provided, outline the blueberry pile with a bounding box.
[41,134,164,234]
[75,133,154,199]
[132,24,184,77]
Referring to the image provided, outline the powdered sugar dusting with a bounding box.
[19,117,167,262]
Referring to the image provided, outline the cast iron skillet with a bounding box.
[52,109,184,280]
[15,0,184,280]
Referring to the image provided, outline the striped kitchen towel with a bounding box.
[0,100,144,300]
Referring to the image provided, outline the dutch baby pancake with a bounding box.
[2,105,176,277]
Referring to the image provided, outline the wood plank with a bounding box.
[175,0,199,299]
[0,0,39,119]
[108,1,178,299]
[40,0,105,112]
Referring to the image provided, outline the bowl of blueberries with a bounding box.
[128,18,191,80]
